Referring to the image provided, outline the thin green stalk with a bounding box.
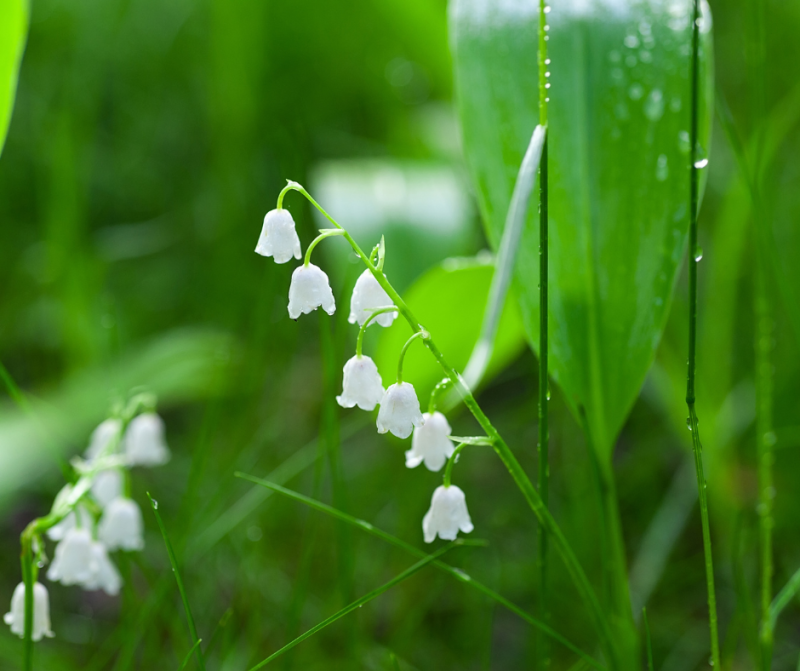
[20,531,34,671]
[304,228,345,266]
[147,494,206,671]
[247,544,460,671]
[278,182,617,668]
[178,639,203,671]
[443,442,469,488]
[235,474,608,671]
[643,608,654,671]
[397,331,427,384]
[686,0,721,665]
[356,307,398,357]
[768,566,800,633]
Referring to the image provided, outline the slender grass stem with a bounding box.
[178,639,203,671]
[686,0,721,665]
[147,494,206,671]
[643,608,654,671]
[235,474,608,671]
[279,182,618,667]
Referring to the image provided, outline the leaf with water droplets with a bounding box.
[450,0,713,458]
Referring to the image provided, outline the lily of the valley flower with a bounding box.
[255,209,302,264]
[337,355,385,411]
[47,505,93,542]
[288,263,336,319]
[422,485,474,543]
[4,582,54,641]
[83,542,122,595]
[91,470,123,508]
[124,412,170,467]
[85,418,122,461]
[98,497,145,551]
[406,412,455,472]
[348,270,397,327]
[47,528,93,586]
[376,382,424,439]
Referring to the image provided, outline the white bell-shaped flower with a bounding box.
[4,582,54,641]
[422,485,474,543]
[98,497,145,551]
[405,412,455,472]
[47,505,93,542]
[47,527,94,585]
[348,270,397,327]
[376,382,424,439]
[288,263,336,319]
[91,470,124,508]
[85,418,122,461]
[255,209,302,264]
[124,412,170,467]
[336,355,385,411]
[82,541,122,595]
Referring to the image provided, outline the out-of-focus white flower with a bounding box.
[85,418,122,461]
[91,470,124,508]
[98,498,144,552]
[348,270,396,327]
[336,355,385,411]
[47,528,93,585]
[47,505,93,542]
[255,209,302,264]
[422,485,474,543]
[288,264,335,319]
[82,542,122,596]
[124,413,170,467]
[376,382,424,439]
[4,582,54,641]
[405,412,455,472]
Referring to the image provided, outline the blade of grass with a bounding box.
[642,608,654,671]
[246,543,460,671]
[235,473,608,671]
[768,566,800,632]
[178,639,202,671]
[147,493,206,671]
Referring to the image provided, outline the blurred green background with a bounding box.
[0,0,799,669]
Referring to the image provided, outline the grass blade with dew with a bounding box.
[235,473,608,671]
[246,543,460,671]
[147,493,206,671]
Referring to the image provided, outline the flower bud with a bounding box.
[336,355,385,411]
[255,209,302,264]
[91,470,123,508]
[348,270,396,327]
[376,382,424,439]
[288,263,336,319]
[405,412,455,472]
[98,497,145,552]
[85,418,122,461]
[4,582,54,641]
[47,528,94,585]
[124,412,170,467]
[82,541,122,596]
[422,485,474,543]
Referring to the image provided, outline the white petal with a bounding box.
[376,383,424,439]
[348,270,397,327]
[91,470,124,507]
[336,356,385,411]
[5,583,54,641]
[82,541,122,595]
[255,209,302,264]
[287,264,336,319]
[124,413,170,467]
[47,528,94,585]
[85,418,122,461]
[408,412,454,472]
[421,485,473,543]
[98,498,145,552]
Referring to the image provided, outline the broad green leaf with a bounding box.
[0,0,28,156]
[374,257,526,405]
[450,0,714,458]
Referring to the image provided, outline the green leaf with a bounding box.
[0,0,28,157]
[374,257,526,404]
[450,0,714,458]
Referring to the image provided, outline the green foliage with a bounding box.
[450,0,713,458]
[0,0,27,156]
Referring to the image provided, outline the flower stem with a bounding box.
[686,0,721,665]
[20,529,34,671]
[281,184,618,667]
[303,229,345,267]
[427,378,454,414]
[355,307,399,357]
[397,331,427,384]
[443,442,469,488]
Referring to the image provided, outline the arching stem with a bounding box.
[355,307,399,357]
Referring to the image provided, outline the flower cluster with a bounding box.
[255,188,473,544]
[4,396,169,643]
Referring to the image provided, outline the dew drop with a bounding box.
[545,83,551,89]
[764,431,777,447]
[686,417,692,431]
[628,83,644,100]
[624,34,640,48]
[152,499,159,510]
[544,35,549,41]
[545,58,551,65]
[656,154,668,182]
[544,5,551,12]
[694,158,709,169]
[638,20,652,36]
[693,246,703,262]
[544,24,550,31]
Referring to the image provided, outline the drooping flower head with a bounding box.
[82,541,122,596]
[337,355,385,411]
[91,470,124,508]
[85,418,122,461]
[47,505,93,542]
[288,263,336,319]
[98,497,145,552]
[4,582,54,641]
[422,485,474,543]
[376,382,424,439]
[348,270,397,328]
[47,527,94,586]
[255,209,302,264]
[124,412,170,467]
[406,412,455,472]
